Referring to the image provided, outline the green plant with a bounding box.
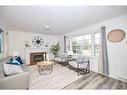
[50,43,60,57]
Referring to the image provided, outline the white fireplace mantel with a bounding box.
[24,47,48,65]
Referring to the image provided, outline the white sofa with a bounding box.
[0,57,30,89]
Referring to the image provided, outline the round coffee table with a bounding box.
[37,61,54,75]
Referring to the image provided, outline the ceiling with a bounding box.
[0,6,127,35]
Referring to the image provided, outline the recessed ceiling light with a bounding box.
[44,25,51,30]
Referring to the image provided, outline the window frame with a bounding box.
[94,32,100,57]
[67,32,100,58]
[70,34,92,56]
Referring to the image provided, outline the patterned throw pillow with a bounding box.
[3,63,23,76]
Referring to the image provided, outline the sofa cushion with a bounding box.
[71,55,78,59]
[0,56,13,63]
[3,63,24,76]
[69,61,88,69]
[0,63,5,79]
[21,64,28,72]
[54,57,66,62]
[0,57,13,79]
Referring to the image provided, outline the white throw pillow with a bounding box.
[3,63,24,76]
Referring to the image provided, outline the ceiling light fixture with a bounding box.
[44,25,51,30]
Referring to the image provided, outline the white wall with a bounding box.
[8,31,58,60]
[0,18,9,59]
[58,15,127,81]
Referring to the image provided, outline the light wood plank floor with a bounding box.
[62,71,127,90]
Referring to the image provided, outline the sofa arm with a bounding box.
[0,72,30,89]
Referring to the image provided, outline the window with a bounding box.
[0,28,4,53]
[71,34,92,56]
[72,40,82,54]
[94,33,100,57]
[0,28,4,59]
[68,32,100,57]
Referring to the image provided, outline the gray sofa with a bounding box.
[0,57,30,89]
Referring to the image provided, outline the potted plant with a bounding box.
[50,43,60,58]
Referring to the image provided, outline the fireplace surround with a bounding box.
[24,47,48,65]
[30,52,47,65]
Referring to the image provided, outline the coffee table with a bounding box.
[37,61,54,75]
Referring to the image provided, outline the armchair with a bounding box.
[68,55,90,75]
[54,54,67,66]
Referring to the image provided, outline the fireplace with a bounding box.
[30,52,47,65]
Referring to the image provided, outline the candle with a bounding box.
[43,53,45,61]
[47,53,49,61]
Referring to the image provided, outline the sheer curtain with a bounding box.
[99,26,109,75]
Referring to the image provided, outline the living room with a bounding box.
[0,5,127,91]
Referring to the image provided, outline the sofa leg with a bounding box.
[69,66,70,70]
[86,68,90,73]
[77,72,80,76]
[77,69,80,76]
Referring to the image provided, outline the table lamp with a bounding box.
[67,50,73,58]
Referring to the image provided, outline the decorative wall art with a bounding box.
[45,42,49,48]
[107,29,126,42]
[32,36,44,47]
[0,28,4,53]
[25,40,31,47]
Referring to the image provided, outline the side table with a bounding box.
[37,61,54,75]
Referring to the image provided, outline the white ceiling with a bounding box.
[0,6,127,35]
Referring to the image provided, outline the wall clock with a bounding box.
[32,36,44,47]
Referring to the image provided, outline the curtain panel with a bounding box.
[99,26,109,75]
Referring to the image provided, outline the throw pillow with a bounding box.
[7,59,21,65]
[3,63,23,76]
[15,56,24,64]
[9,56,24,65]
[76,56,85,64]
[9,58,13,62]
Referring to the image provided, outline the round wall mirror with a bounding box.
[107,29,126,42]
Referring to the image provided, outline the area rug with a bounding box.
[28,64,83,89]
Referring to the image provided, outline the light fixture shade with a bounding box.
[12,51,19,57]
[67,50,73,55]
